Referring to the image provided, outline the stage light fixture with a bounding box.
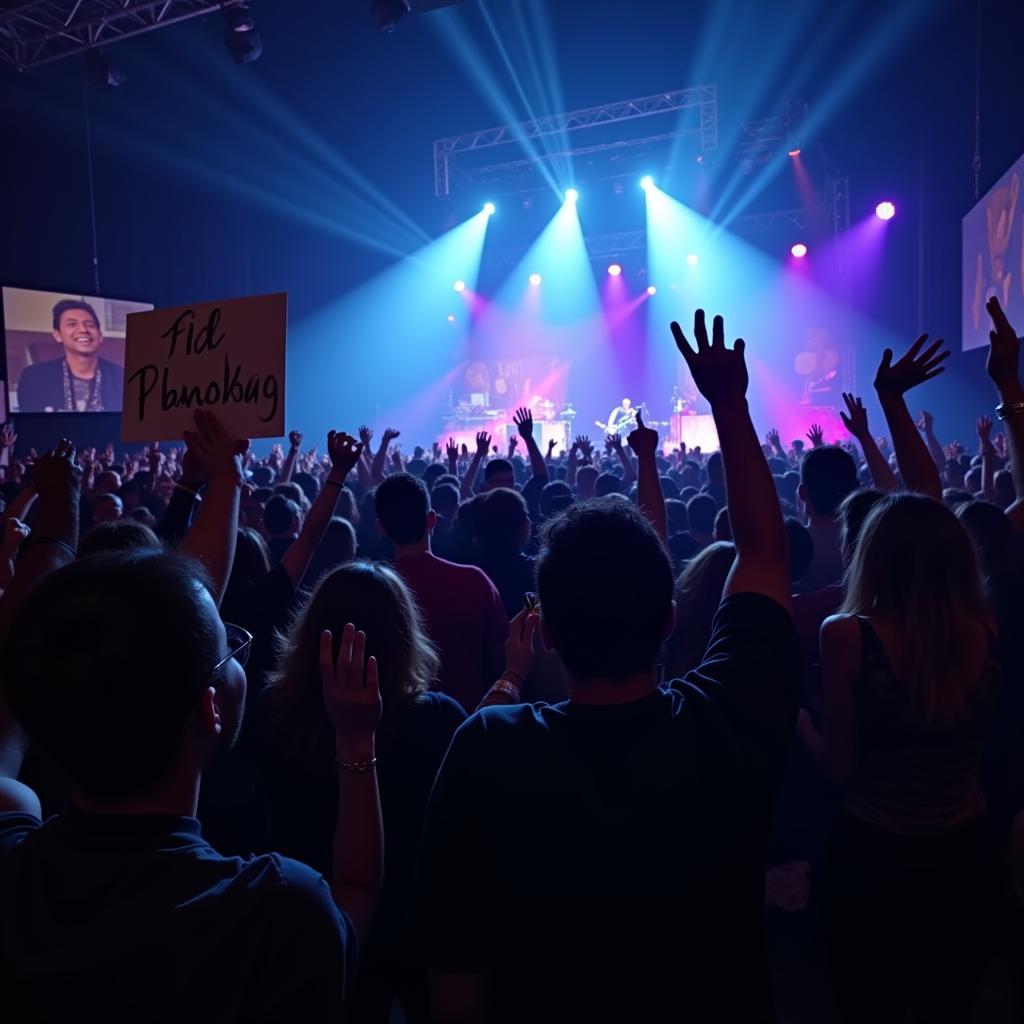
[607,264,622,277]
[565,188,579,203]
[453,280,466,293]
[223,4,262,63]
[686,254,699,266]
[483,202,496,215]
[875,201,896,221]
[85,48,125,87]
[640,175,654,192]
[647,285,657,295]
[529,273,542,286]
[788,148,801,157]
[447,314,457,323]
[790,243,808,259]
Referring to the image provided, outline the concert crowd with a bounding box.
[1,299,1022,1022]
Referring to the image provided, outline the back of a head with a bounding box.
[423,463,446,490]
[800,446,858,517]
[407,458,429,478]
[303,517,358,588]
[484,458,514,488]
[274,481,306,509]
[660,476,681,501]
[475,487,529,552]
[957,500,1015,581]
[263,494,300,536]
[251,464,275,488]
[686,493,717,535]
[594,472,622,498]
[576,465,599,496]
[269,561,438,767]
[537,498,673,681]
[837,487,885,565]
[375,473,430,545]
[3,552,220,799]
[713,506,732,542]
[78,519,162,558]
[665,541,736,679]
[292,471,319,505]
[540,480,574,520]
[943,488,974,509]
[431,482,460,520]
[844,493,990,725]
[665,498,688,536]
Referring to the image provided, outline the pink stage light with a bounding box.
[529,273,542,286]
[875,201,896,221]
[607,263,622,277]
[788,148,801,157]
[647,285,657,295]
[790,243,808,259]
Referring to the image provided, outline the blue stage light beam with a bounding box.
[289,210,494,442]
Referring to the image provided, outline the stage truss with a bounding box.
[0,0,229,71]
[433,85,719,199]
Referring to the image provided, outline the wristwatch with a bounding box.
[995,400,1024,420]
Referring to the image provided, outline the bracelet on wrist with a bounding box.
[335,756,377,773]
[996,400,1024,420]
[490,679,522,702]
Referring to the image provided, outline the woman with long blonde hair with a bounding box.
[261,561,465,1023]
[799,493,1001,1022]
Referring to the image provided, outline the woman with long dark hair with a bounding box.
[261,561,465,1023]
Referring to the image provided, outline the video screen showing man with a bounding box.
[2,287,151,413]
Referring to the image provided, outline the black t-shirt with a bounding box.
[0,807,354,1022]
[414,593,800,1022]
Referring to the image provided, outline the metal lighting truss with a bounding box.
[433,84,719,198]
[0,0,230,71]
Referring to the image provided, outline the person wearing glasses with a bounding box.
[0,424,383,1019]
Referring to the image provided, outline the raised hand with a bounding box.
[627,410,659,458]
[513,407,535,440]
[508,435,519,458]
[33,439,81,500]
[0,515,30,552]
[606,433,622,452]
[320,624,382,757]
[504,606,540,683]
[547,438,558,457]
[874,334,950,397]
[475,431,491,457]
[574,435,593,458]
[765,428,781,451]
[382,427,401,445]
[806,424,825,448]
[183,409,248,484]
[0,423,17,450]
[288,430,303,450]
[985,295,1021,391]
[976,416,992,446]
[916,410,934,434]
[840,393,869,439]
[358,425,374,447]
[446,438,458,462]
[670,309,748,406]
[327,431,363,478]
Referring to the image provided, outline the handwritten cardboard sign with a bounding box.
[121,293,286,443]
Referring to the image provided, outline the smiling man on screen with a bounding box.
[17,299,124,412]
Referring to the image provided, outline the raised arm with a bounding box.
[976,416,998,502]
[279,432,363,588]
[671,310,789,608]
[460,431,489,501]
[626,412,667,542]
[279,430,303,484]
[180,410,246,607]
[985,297,1024,530]
[512,407,548,483]
[839,392,898,491]
[321,624,383,944]
[565,441,579,489]
[445,438,459,477]
[873,336,948,500]
[915,410,946,471]
[608,432,637,488]
[371,428,400,485]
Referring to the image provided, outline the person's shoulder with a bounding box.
[820,612,860,647]
[18,360,58,386]
[241,851,352,931]
[714,590,794,629]
[473,700,559,736]
[0,810,42,857]
[416,689,469,719]
[99,357,124,377]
